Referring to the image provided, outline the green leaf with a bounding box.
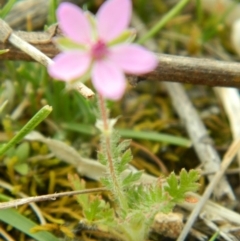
[122,171,142,187]
[54,37,86,51]
[165,172,178,189]
[14,163,29,175]
[117,139,131,153]
[148,185,164,203]
[165,172,184,201]
[0,209,59,241]
[68,175,113,224]
[68,175,88,210]
[108,29,136,46]
[100,177,112,190]
[15,142,30,163]
[117,149,132,173]
[97,151,108,165]
[178,169,200,193]
[121,149,132,165]
[126,185,144,209]
[84,198,101,222]
[164,169,200,202]
[83,196,114,223]
[84,197,114,224]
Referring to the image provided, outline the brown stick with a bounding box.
[1,28,240,88]
[128,54,240,88]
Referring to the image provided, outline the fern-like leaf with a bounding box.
[122,171,142,187]
[164,169,200,202]
[116,148,132,173]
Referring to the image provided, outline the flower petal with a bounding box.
[57,2,91,44]
[92,60,126,100]
[109,44,158,74]
[48,51,91,81]
[96,0,132,42]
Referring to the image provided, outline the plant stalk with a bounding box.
[98,94,128,211]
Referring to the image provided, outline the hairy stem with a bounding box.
[98,94,128,211]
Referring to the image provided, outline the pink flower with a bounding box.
[48,0,158,100]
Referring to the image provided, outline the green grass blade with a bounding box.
[0,105,52,156]
[62,122,191,147]
[208,231,219,241]
[118,129,191,147]
[0,0,17,19]
[48,0,58,24]
[62,122,98,135]
[0,209,59,241]
[137,0,190,44]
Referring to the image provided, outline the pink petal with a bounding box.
[108,44,158,74]
[48,51,91,81]
[57,2,91,44]
[92,60,126,100]
[96,0,132,42]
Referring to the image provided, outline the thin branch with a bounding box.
[0,187,107,210]
[128,53,240,88]
[1,28,240,88]
[0,179,46,224]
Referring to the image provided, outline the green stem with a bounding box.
[0,105,52,157]
[98,94,128,211]
[137,0,191,44]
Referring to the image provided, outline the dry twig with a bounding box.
[0,187,107,210]
[2,29,240,88]
[1,10,240,90]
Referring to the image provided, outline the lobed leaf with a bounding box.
[116,149,132,173]
[97,151,108,165]
[164,169,200,202]
[116,139,132,153]
[122,171,142,187]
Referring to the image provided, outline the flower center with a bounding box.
[91,40,108,60]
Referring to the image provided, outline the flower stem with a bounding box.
[98,94,128,211]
